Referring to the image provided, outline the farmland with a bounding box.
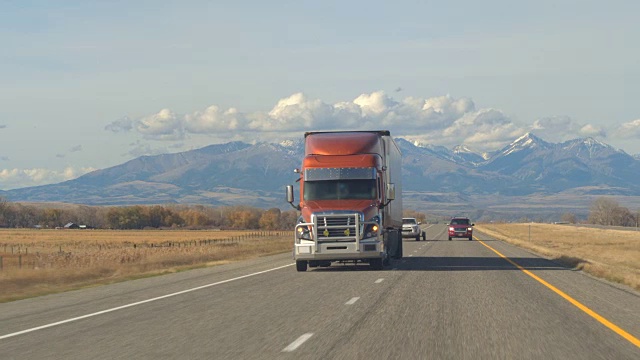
[0,229,292,302]
[475,223,640,291]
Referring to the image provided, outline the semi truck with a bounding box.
[286,130,403,271]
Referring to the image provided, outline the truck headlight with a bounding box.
[467,227,473,231]
[296,217,312,240]
[363,215,381,239]
[296,226,312,240]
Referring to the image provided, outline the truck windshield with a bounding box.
[304,179,377,200]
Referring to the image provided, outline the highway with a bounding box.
[1,224,639,359]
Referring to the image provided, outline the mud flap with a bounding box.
[387,229,403,259]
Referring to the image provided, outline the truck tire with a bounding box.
[296,260,308,272]
[448,236,452,241]
[422,232,426,241]
[469,236,473,241]
[415,234,420,241]
[370,258,383,270]
[382,247,390,266]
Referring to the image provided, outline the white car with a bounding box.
[402,218,425,241]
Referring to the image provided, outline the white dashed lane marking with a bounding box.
[375,278,384,284]
[345,297,360,305]
[282,333,314,352]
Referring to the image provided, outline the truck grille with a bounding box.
[313,213,360,242]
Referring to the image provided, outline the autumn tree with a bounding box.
[259,208,281,230]
[588,198,618,225]
[180,209,212,228]
[0,196,8,227]
[560,213,577,224]
[279,210,299,229]
[588,197,635,226]
[228,207,261,229]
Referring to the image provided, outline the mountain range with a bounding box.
[3,133,640,220]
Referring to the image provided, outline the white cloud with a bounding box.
[105,116,133,132]
[442,109,523,149]
[615,119,640,138]
[530,116,607,142]
[185,105,240,133]
[136,109,184,140]
[579,124,606,138]
[126,141,172,158]
[0,167,95,190]
[107,91,621,152]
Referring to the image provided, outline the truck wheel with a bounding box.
[370,258,383,270]
[448,236,452,241]
[415,234,420,241]
[469,236,473,241]
[422,232,426,241]
[296,260,308,272]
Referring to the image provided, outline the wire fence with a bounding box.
[0,231,293,271]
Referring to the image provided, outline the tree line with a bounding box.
[586,198,640,227]
[1,196,637,229]
[0,198,298,230]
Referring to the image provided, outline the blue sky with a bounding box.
[1,0,639,189]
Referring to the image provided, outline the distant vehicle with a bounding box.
[448,217,474,241]
[286,130,404,271]
[402,217,425,241]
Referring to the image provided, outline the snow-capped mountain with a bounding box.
[452,145,485,165]
[4,133,640,207]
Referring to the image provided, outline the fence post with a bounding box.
[0,256,3,271]
[19,255,22,269]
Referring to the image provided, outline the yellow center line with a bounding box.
[474,236,640,348]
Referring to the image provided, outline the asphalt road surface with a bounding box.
[1,224,639,359]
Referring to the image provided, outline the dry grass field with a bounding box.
[0,229,292,302]
[475,223,640,291]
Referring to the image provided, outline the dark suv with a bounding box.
[448,217,474,241]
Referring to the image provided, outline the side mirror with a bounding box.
[471,223,475,226]
[286,185,295,203]
[286,185,301,210]
[386,183,396,201]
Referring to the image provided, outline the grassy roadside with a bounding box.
[0,229,293,303]
[475,223,640,291]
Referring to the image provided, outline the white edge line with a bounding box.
[345,297,360,305]
[282,333,314,352]
[0,263,295,341]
